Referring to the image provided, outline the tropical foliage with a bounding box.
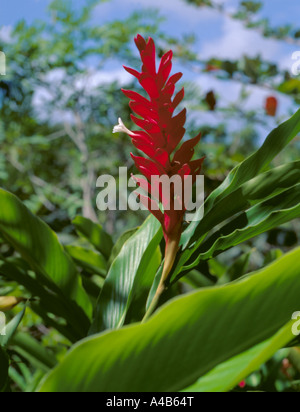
[0,0,299,393]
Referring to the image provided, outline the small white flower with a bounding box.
[113,118,136,136]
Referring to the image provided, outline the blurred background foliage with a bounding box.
[0,0,299,392]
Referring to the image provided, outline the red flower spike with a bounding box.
[113,35,204,316]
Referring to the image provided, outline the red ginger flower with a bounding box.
[113,35,204,301]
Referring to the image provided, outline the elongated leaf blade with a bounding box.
[0,189,92,319]
[174,163,300,279]
[207,109,300,205]
[65,245,107,277]
[0,260,86,342]
[181,111,300,248]
[0,306,26,347]
[90,215,162,333]
[73,216,113,260]
[180,184,300,271]
[108,227,138,267]
[183,160,300,248]
[40,248,300,392]
[182,322,295,392]
[11,332,57,372]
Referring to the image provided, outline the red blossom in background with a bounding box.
[113,34,204,302]
[265,96,278,117]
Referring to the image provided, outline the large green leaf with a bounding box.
[0,260,86,342]
[181,110,300,248]
[173,163,300,279]
[182,321,295,392]
[73,216,113,260]
[90,215,162,333]
[177,184,300,273]
[193,161,300,244]
[0,189,92,319]
[206,109,300,207]
[65,245,107,277]
[152,162,300,303]
[108,227,138,267]
[39,248,300,392]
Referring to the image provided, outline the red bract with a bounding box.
[113,34,204,300]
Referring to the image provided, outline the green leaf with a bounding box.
[108,227,138,267]
[90,215,162,334]
[39,248,300,392]
[73,216,113,260]
[217,251,252,285]
[181,111,300,248]
[174,162,300,279]
[278,79,300,94]
[65,245,107,277]
[181,270,215,289]
[0,189,92,319]
[206,109,300,210]
[11,332,57,373]
[185,184,300,267]
[0,260,86,342]
[184,160,300,248]
[183,321,294,392]
[0,306,26,347]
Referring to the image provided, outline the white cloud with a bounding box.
[194,74,241,105]
[95,0,221,26]
[80,69,131,88]
[125,0,217,21]
[200,17,280,61]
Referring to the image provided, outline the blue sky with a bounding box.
[2,0,299,72]
[1,0,300,132]
[1,0,299,25]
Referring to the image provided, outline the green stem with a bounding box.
[142,283,165,323]
[142,226,182,323]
